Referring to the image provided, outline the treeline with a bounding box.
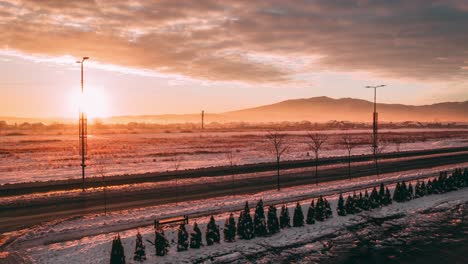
[338,168,468,217]
[110,168,468,263]
[0,120,369,132]
[337,183,393,216]
[1,120,465,134]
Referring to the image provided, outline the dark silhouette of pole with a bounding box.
[276,156,280,190]
[365,84,385,177]
[77,57,89,192]
[201,110,204,130]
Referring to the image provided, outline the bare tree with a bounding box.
[341,133,356,180]
[306,133,328,185]
[94,156,108,216]
[170,154,182,171]
[170,154,183,204]
[225,149,236,185]
[391,136,404,153]
[266,130,289,191]
[377,137,388,155]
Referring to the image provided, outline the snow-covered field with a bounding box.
[2,164,467,263]
[1,129,467,184]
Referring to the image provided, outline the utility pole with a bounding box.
[365,84,385,176]
[201,110,205,130]
[77,57,89,192]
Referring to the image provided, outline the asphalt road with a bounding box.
[1,150,467,233]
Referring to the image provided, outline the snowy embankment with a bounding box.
[1,164,466,263]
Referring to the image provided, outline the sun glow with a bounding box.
[69,87,110,120]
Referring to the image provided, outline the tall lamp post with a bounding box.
[77,57,89,192]
[365,84,385,176]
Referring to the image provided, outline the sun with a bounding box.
[69,87,110,120]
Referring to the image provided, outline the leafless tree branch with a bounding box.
[266,130,289,191]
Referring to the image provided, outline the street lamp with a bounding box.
[77,57,89,192]
[365,84,385,177]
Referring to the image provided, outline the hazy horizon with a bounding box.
[1,95,467,120]
[1,96,467,124]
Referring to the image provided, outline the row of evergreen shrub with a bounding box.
[336,168,468,219]
[111,168,468,263]
[337,182,392,216]
[111,197,334,263]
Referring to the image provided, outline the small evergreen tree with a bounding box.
[355,192,363,212]
[421,181,427,196]
[385,187,392,205]
[345,195,355,214]
[224,213,236,242]
[110,234,126,264]
[380,187,390,205]
[315,196,326,221]
[177,224,189,252]
[369,187,380,209]
[436,172,444,193]
[414,182,421,198]
[401,181,408,201]
[434,178,441,193]
[133,232,146,262]
[238,202,254,239]
[190,222,202,249]
[378,183,385,203]
[353,192,364,210]
[306,200,316,224]
[279,204,291,228]
[155,229,169,257]
[254,200,267,237]
[237,211,245,239]
[393,182,401,202]
[361,190,370,210]
[206,216,220,245]
[293,202,304,227]
[407,182,414,200]
[337,193,347,216]
[462,169,466,185]
[267,205,280,234]
[427,179,433,194]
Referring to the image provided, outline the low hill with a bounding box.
[223,97,468,122]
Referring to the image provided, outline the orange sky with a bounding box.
[1,1,467,118]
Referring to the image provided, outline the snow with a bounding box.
[21,186,468,264]
[1,130,467,184]
[2,164,467,263]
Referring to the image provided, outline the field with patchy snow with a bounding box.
[1,129,467,184]
[2,165,467,263]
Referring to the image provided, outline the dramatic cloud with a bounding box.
[1,0,468,82]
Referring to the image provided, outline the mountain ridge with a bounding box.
[222,96,468,122]
[2,97,467,124]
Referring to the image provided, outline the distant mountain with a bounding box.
[222,97,468,122]
[108,97,468,123]
[3,97,467,124]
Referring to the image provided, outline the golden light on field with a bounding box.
[69,87,110,119]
